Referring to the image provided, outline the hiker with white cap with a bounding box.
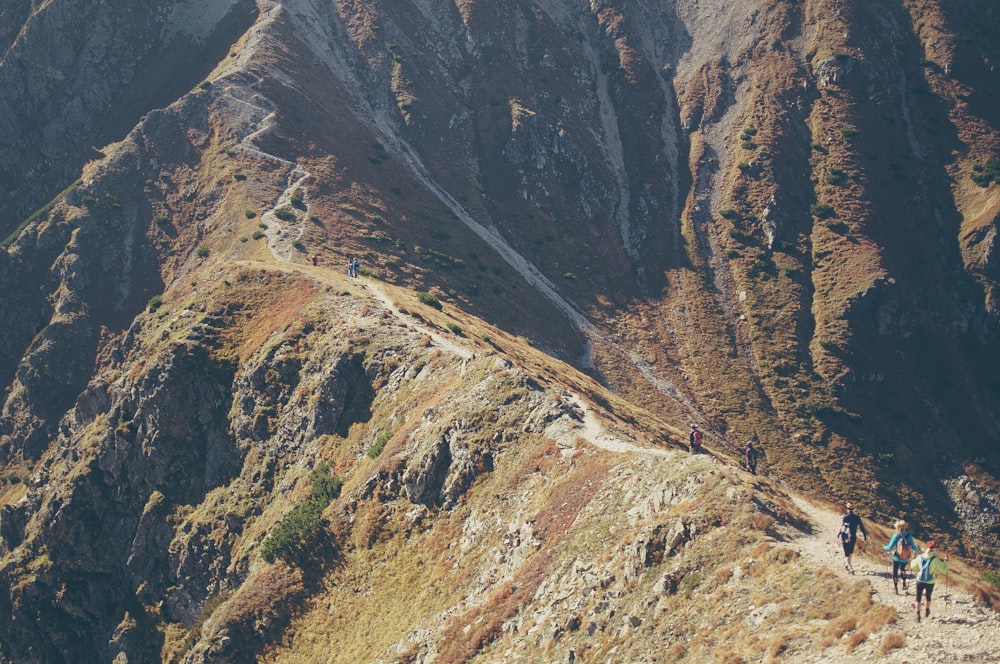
[688,424,703,453]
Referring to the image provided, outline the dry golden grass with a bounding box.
[878,631,907,655]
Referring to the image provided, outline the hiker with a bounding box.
[909,541,948,622]
[883,519,918,594]
[838,501,868,574]
[347,256,355,278]
[352,256,360,277]
[311,254,318,266]
[689,424,703,453]
[744,440,759,474]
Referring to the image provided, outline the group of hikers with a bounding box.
[687,424,759,474]
[308,253,361,278]
[686,425,950,623]
[839,502,949,621]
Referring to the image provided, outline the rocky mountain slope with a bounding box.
[1,0,1000,661]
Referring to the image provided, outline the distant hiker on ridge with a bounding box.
[744,440,759,474]
[347,256,356,278]
[910,540,948,622]
[883,519,918,594]
[838,501,868,574]
[689,424,703,453]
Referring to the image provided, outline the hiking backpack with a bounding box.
[917,555,935,583]
[896,535,913,560]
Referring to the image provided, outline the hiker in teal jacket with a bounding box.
[883,519,918,595]
[909,541,948,622]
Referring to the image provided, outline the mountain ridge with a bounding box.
[1,0,1000,661]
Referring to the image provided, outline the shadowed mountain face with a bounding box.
[1,0,999,661]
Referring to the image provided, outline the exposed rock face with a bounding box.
[0,0,258,232]
[0,0,999,662]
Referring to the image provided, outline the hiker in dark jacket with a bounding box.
[744,440,759,474]
[883,519,919,594]
[838,501,868,574]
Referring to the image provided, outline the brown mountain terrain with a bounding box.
[1,0,1000,662]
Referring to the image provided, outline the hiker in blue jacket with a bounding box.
[909,541,948,622]
[883,519,919,594]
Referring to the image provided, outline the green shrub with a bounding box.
[252,231,265,240]
[725,249,740,259]
[841,127,859,140]
[420,247,465,269]
[292,240,305,252]
[245,209,257,219]
[446,322,463,335]
[233,172,247,181]
[274,207,296,221]
[368,431,392,458]
[153,214,170,227]
[290,194,306,210]
[261,463,342,565]
[825,168,846,185]
[147,295,163,311]
[728,228,751,243]
[971,156,1000,187]
[720,208,740,220]
[983,570,1000,590]
[197,247,210,258]
[416,291,442,309]
[810,202,835,219]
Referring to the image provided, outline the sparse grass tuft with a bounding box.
[877,632,906,655]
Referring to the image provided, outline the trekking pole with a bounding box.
[945,560,950,605]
